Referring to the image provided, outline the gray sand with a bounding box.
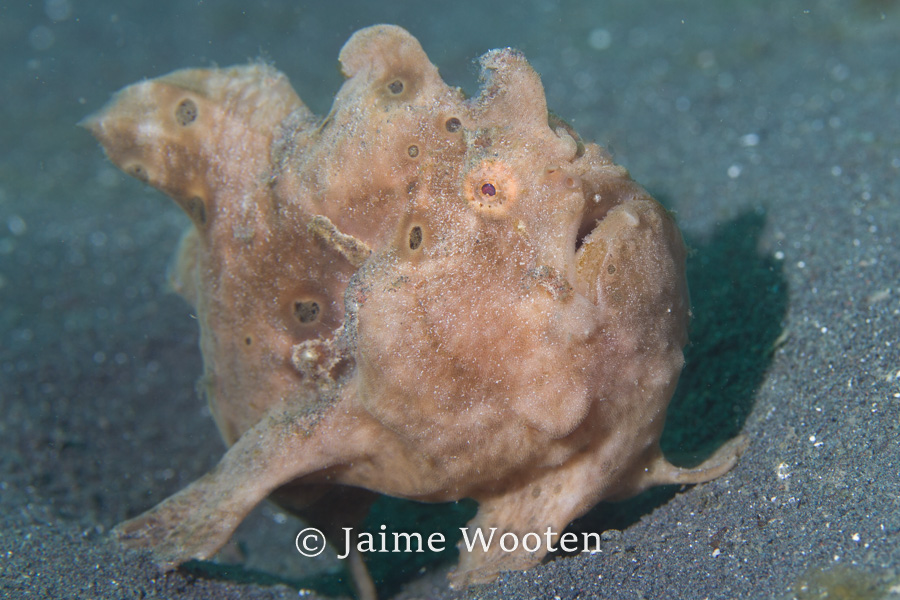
[2,1,899,599]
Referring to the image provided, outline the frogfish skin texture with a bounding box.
[83,24,746,593]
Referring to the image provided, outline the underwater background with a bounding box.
[1,1,899,598]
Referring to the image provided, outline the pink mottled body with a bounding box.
[84,24,744,595]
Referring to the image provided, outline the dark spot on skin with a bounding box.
[408,226,423,250]
[294,300,320,324]
[407,145,419,158]
[481,183,496,196]
[388,80,404,94]
[186,196,207,225]
[245,336,252,346]
[175,98,198,126]
[128,164,148,182]
[607,264,616,274]
[445,117,461,132]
